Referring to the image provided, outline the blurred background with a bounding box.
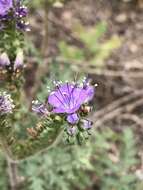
[1,0,143,189]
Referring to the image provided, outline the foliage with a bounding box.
[59,22,121,69]
[15,127,140,190]
[91,127,139,190]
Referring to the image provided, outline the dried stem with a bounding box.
[91,90,143,128]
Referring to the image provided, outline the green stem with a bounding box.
[0,135,20,190]
[6,157,20,190]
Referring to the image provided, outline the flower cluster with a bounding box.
[32,78,96,138]
[0,0,29,31]
[0,92,15,115]
[0,50,24,71]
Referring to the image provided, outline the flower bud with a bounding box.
[67,126,77,136]
[82,120,93,130]
[14,50,24,71]
[0,52,10,67]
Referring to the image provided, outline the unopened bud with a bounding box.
[14,50,24,71]
[0,52,10,67]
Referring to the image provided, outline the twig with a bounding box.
[119,113,143,127]
[92,89,143,119]
[91,94,143,127]
[56,58,143,78]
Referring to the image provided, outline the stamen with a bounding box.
[69,82,78,107]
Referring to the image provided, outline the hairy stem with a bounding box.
[6,157,20,190]
[0,136,20,190]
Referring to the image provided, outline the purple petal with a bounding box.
[48,91,65,108]
[57,83,74,94]
[71,88,88,106]
[52,105,80,114]
[48,84,73,105]
[84,86,95,102]
[67,113,79,124]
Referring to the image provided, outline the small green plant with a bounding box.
[59,22,121,69]
[91,127,139,190]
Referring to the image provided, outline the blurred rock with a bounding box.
[138,0,143,8]
[115,13,128,23]
[129,44,138,53]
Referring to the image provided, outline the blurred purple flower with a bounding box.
[0,0,29,32]
[0,92,14,115]
[16,5,28,17]
[32,101,49,117]
[48,81,95,124]
[16,20,30,31]
[0,0,13,16]
[0,52,10,67]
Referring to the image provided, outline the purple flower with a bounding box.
[32,101,49,116]
[48,80,95,124]
[0,52,10,67]
[0,92,14,115]
[0,0,13,16]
